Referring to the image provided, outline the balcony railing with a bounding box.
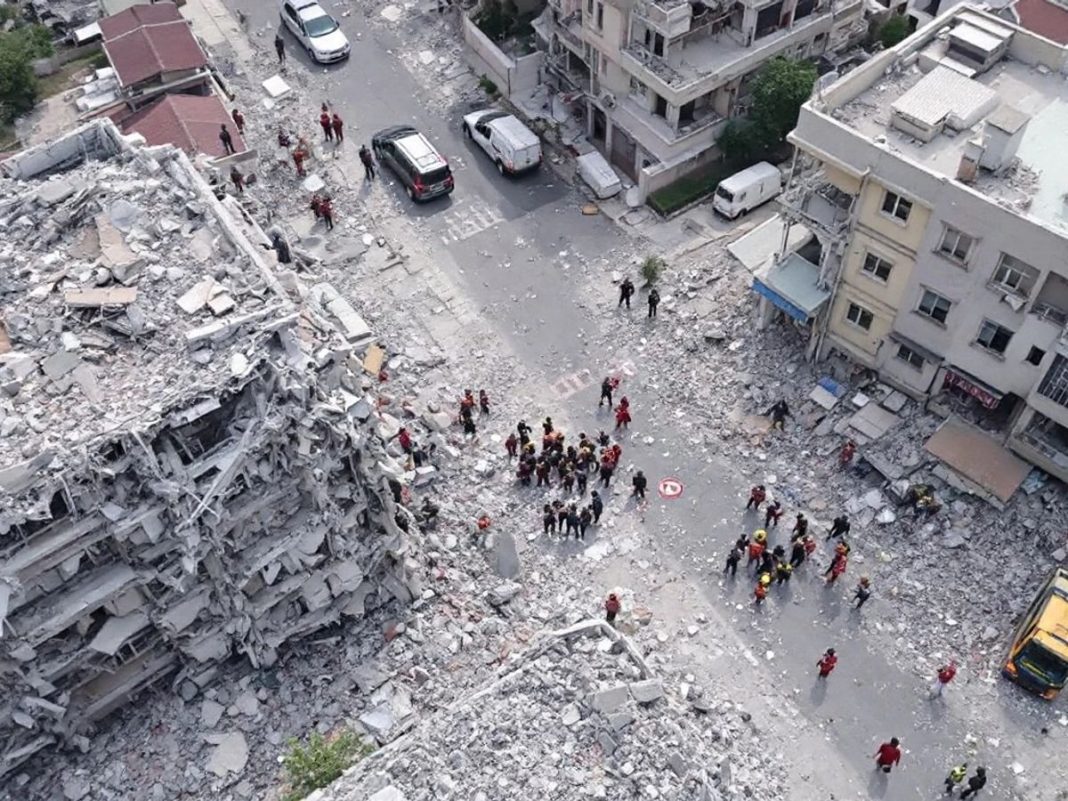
[1031,300,1068,328]
[781,182,853,237]
[622,43,686,88]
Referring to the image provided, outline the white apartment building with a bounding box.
[535,0,865,198]
[769,4,1068,482]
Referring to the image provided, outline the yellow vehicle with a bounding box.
[1003,567,1068,699]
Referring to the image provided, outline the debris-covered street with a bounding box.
[2,1,1067,801]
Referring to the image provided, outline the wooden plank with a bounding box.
[362,343,385,375]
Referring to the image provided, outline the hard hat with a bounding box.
[754,529,767,543]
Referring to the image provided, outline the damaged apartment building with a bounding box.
[535,0,867,199]
[752,4,1068,484]
[0,121,420,777]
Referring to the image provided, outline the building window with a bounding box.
[845,302,874,331]
[992,254,1038,297]
[587,0,593,13]
[896,344,925,370]
[881,190,912,222]
[596,1,604,28]
[629,76,645,98]
[917,289,951,324]
[860,252,893,282]
[976,320,1013,355]
[938,225,974,264]
[1026,346,1045,366]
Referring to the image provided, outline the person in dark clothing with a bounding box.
[768,399,792,431]
[543,503,556,536]
[775,560,793,584]
[854,576,872,609]
[229,166,245,194]
[724,545,742,577]
[790,538,807,567]
[579,507,592,538]
[261,231,292,264]
[746,484,766,511]
[231,108,246,135]
[535,460,550,487]
[599,460,614,487]
[566,505,580,539]
[648,288,660,318]
[591,491,604,524]
[791,513,809,542]
[632,470,648,500]
[618,278,635,309]
[320,110,334,141]
[599,377,615,408]
[764,500,783,528]
[575,462,589,495]
[219,124,235,155]
[556,502,567,532]
[758,550,775,577]
[827,514,851,540]
[331,113,344,143]
[543,417,554,436]
[359,145,376,179]
[319,196,334,231]
[462,416,476,438]
[274,33,286,63]
[771,544,786,561]
[960,768,986,799]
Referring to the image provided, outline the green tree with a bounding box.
[0,32,38,124]
[641,255,665,285]
[281,729,371,801]
[878,15,910,49]
[748,57,817,147]
[717,118,761,167]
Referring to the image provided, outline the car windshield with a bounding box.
[304,14,338,37]
[716,186,733,202]
[423,167,450,185]
[1019,641,1068,685]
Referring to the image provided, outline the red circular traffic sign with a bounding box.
[658,477,684,499]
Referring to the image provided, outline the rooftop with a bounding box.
[0,122,293,488]
[100,4,207,88]
[1009,0,1068,45]
[118,93,245,157]
[832,46,1068,232]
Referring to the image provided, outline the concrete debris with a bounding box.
[313,623,787,801]
[0,121,415,780]
[486,582,522,606]
[493,530,521,578]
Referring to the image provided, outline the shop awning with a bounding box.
[752,253,830,323]
[942,366,1004,409]
[925,417,1030,504]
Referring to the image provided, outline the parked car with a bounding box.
[712,161,782,219]
[279,0,350,63]
[461,109,542,175]
[372,125,455,202]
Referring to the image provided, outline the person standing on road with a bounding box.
[319,108,333,141]
[615,397,631,431]
[542,503,556,537]
[747,535,766,570]
[746,484,766,511]
[791,512,808,541]
[275,33,286,64]
[319,196,334,231]
[591,490,604,524]
[825,548,848,585]
[618,278,635,309]
[331,112,344,143]
[790,538,807,568]
[930,661,957,698]
[767,399,791,431]
[754,572,771,605]
[853,576,872,609]
[874,738,902,774]
[359,144,376,179]
[219,123,235,155]
[816,648,838,678]
[960,767,986,799]
[945,762,968,794]
[827,514,851,540]
[605,592,621,626]
[505,433,518,459]
[579,506,592,538]
[648,288,660,318]
[632,470,647,500]
[724,544,742,577]
[599,376,616,408]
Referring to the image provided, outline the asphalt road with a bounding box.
[223,4,1059,798]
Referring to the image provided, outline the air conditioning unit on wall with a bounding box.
[599,91,616,108]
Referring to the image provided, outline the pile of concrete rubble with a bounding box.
[316,620,780,801]
[0,121,420,782]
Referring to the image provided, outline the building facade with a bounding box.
[537,0,866,198]
[770,4,1068,481]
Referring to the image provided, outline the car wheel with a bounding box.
[462,123,471,138]
[496,160,505,176]
[407,185,417,202]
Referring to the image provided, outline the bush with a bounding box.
[475,0,520,41]
[0,33,39,123]
[878,15,910,49]
[478,74,498,96]
[647,163,730,217]
[717,119,764,169]
[281,729,371,801]
[641,256,665,285]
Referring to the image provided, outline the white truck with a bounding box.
[712,161,782,219]
[462,110,542,176]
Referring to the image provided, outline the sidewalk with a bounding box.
[180,0,255,61]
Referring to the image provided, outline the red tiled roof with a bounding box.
[119,94,245,158]
[100,3,207,88]
[98,3,183,40]
[1012,0,1068,44]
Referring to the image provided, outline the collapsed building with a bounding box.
[0,121,421,778]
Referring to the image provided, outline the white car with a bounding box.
[280,0,350,64]
[462,109,542,175]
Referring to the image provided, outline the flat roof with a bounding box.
[832,53,1068,233]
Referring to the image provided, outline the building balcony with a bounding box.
[780,180,855,240]
[634,0,695,38]
[613,95,726,154]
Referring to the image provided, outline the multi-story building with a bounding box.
[537,0,866,198]
[765,4,1068,481]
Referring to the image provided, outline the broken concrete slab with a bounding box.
[205,732,249,777]
[494,531,520,579]
[201,699,225,728]
[352,663,391,695]
[262,74,291,98]
[41,349,82,381]
[64,287,138,308]
[486,582,522,606]
[629,679,664,704]
[590,684,629,714]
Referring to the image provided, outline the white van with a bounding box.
[575,150,622,199]
[462,109,542,176]
[712,161,782,219]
